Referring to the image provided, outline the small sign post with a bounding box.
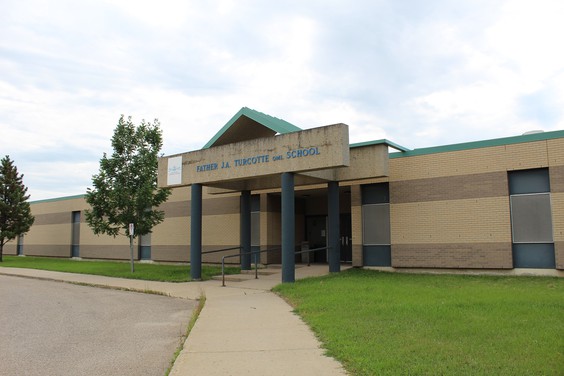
[128,223,135,273]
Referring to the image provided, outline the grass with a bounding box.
[0,256,240,282]
[273,269,563,376]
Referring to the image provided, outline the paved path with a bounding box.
[0,275,194,376]
[0,265,348,376]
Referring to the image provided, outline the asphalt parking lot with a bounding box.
[0,275,195,376]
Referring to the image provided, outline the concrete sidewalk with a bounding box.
[0,265,348,376]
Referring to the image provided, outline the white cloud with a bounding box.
[1,0,564,199]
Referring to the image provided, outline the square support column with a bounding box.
[240,190,252,270]
[190,184,202,281]
[328,181,341,273]
[281,172,295,283]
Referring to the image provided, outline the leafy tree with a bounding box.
[85,115,171,272]
[0,156,35,262]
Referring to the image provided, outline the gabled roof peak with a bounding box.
[203,107,302,149]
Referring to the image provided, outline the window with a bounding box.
[510,193,553,243]
[509,168,553,243]
[508,168,555,268]
[362,204,391,245]
[71,211,81,257]
[361,183,391,266]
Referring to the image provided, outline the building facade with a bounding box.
[5,108,563,275]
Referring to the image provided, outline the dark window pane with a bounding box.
[251,194,260,212]
[512,243,555,268]
[508,168,550,194]
[362,183,389,205]
[363,245,391,266]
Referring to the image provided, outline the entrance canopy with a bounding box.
[157,107,390,191]
[156,107,394,282]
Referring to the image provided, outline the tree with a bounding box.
[85,115,171,272]
[0,156,35,262]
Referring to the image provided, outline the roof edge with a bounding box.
[389,129,564,159]
[31,194,86,204]
[202,107,301,149]
[350,139,410,152]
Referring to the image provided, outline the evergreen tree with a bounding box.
[85,115,171,272]
[0,156,35,262]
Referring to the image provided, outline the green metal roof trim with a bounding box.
[31,194,86,204]
[350,139,410,152]
[389,129,564,159]
[202,107,302,149]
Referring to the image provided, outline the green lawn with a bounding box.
[274,269,563,376]
[0,256,240,282]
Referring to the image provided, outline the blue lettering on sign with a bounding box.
[234,154,269,167]
[196,163,218,172]
[286,147,320,159]
[195,148,321,172]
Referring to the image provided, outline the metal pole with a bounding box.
[240,190,252,270]
[254,250,258,279]
[328,181,341,273]
[190,184,202,280]
[221,256,226,287]
[129,235,135,273]
[281,172,295,283]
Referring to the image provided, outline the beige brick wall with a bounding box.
[387,138,563,270]
[552,192,564,269]
[152,187,241,263]
[21,196,130,258]
[390,171,507,204]
[152,217,190,246]
[390,146,506,181]
[264,193,282,264]
[391,197,512,244]
[3,242,17,255]
[556,242,564,269]
[350,185,363,266]
[10,135,564,270]
[548,138,564,166]
[392,243,512,269]
[553,193,564,242]
[80,245,131,260]
[390,140,552,181]
[202,214,240,245]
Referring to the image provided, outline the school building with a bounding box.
[5,108,563,279]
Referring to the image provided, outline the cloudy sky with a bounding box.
[1,0,564,200]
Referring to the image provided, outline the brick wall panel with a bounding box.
[391,197,512,244]
[392,242,512,268]
[390,171,507,204]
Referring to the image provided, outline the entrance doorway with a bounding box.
[306,216,327,263]
[340,214,352,262]
[305,214,352,263]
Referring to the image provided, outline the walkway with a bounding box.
[0,265,348,376]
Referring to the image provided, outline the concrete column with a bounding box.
[240,190,251,270]
[281,172,295,283]
[328,181,341,273]
[190,183,202,281]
